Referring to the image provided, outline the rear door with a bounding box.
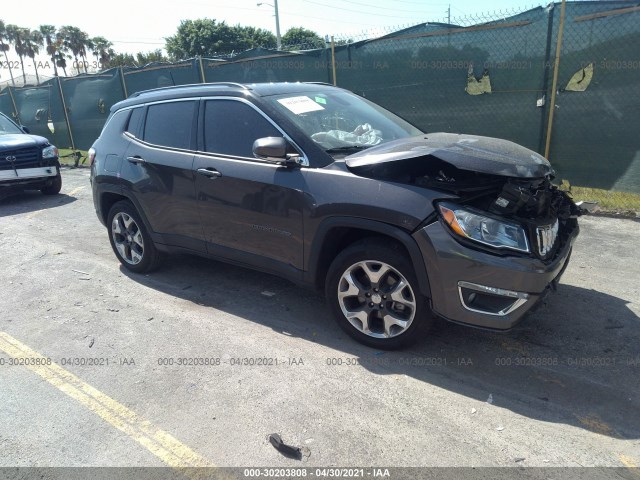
[121,99,205,252]
[193,98,306,274]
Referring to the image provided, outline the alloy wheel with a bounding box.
[111,212,144,265]
[337,260,416,338]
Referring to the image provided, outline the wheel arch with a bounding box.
[99,187,155,242]
[306,217,431,298]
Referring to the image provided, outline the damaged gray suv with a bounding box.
[90,82,580,349]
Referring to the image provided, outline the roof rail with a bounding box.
[130,82,250,98]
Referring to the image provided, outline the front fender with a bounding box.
[305,216,432,297]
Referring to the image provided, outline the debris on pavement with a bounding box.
[487,394,494,404]
[261,291,276,297]
[496,426,504,431]
[471,408,477,414]
[268,433,310,460]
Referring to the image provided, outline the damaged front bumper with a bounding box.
[413,219,579,330]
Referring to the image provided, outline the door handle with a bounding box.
[197,168,222,179]
[127,156,146,164]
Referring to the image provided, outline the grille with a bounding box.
[535,219,559,258]
[0,147,41,166]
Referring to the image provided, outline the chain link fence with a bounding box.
[1,1,638,212]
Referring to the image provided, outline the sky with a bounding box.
[1,0,545,79]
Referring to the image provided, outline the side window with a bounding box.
[125,107,144,137]
[204,100,280,158]
[144,101,196,150]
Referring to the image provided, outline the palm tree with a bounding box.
[6,24,28,84]
[24,30,43,84]
[60,25,91,74]
[90,36,114,70]
[55,36,69,76]
[0,20,16,86]
[39,24,59,76]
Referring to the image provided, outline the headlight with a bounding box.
[42,145,58,159]
[438,203,530,253]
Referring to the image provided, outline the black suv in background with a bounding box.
[0,112,61,199]
[90,82,580,349]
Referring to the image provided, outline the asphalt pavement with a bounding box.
[0,168,638,474]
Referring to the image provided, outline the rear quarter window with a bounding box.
[126,107,144,138]
[99,109,131,139]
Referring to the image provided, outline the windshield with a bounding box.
[269,90,422,153]
[0,114,23,135]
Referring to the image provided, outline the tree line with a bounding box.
[0,18,325,86]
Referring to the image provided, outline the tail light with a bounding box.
[88,147,96,166]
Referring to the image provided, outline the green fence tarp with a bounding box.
[6,80,71,150]
[0,1,638,195]
[59,69,125,150]
[123,59,201,95]
[547,1,640,193]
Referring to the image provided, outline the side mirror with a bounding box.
[21,126,30,134]
[253,137,301,166]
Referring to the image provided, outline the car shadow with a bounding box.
[120,254,640,440]
[0,191,77,217]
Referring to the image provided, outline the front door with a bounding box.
[193,98,306,273]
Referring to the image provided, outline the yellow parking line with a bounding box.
[66,186,85,196]
[0,332,215,474]
[620,454,638,467]
[619,455,640,478]
[574,413,616,437]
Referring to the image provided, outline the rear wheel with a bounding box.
[40,173,62,195]
[326,238,434,349]
[107,200,162,273]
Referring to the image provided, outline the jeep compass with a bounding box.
[89,82,580,349]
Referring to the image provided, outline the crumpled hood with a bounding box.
[345,133,553,179]
[0,134,49,152]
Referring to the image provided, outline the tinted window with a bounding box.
[144,101,195,149]
[204,100,280,158]
[126,107,144,137]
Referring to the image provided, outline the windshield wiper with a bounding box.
[325,145,372,154]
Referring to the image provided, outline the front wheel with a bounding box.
[107,201,162,273]
[40,173,62,195]
[326,239,434,349]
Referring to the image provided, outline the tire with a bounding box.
[326,238,434,349]
[107,200,162,273]
[40,173,62,195]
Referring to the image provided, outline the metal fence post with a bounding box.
[544,0,567,160]
[56,77,76,152]
[198,56,206,83]
[7,86,20,124]
[330,36,337,86]
[538,3,556,155]
[119,67,128,99]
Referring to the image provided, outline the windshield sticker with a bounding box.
[315,96,327,105]
[278,96,325,114]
